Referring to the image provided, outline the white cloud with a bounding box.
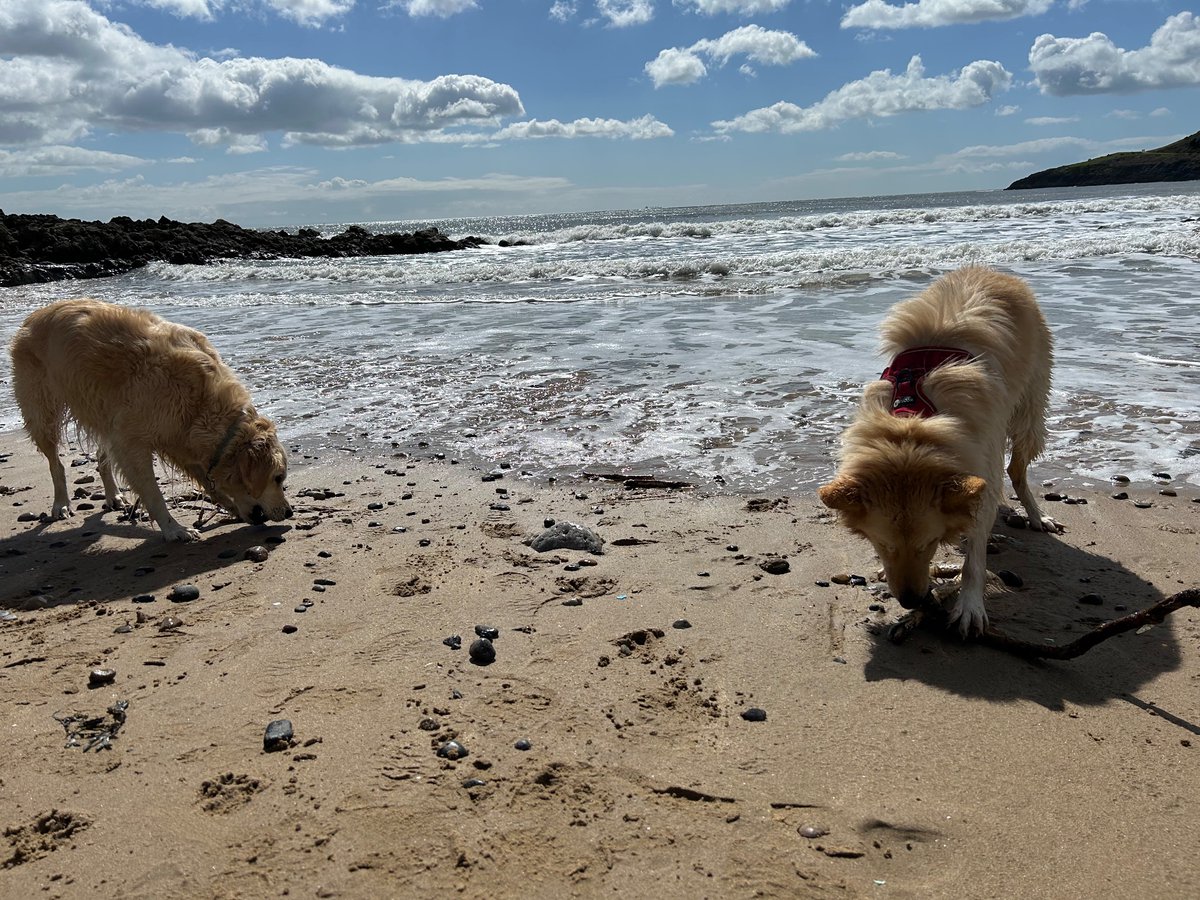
[647,25,814,87]
[712,55,1011,133]
[396,0,478,17]
[1024,115,1079,125]
[0,1,523,149]
[597,0,654,27]
[549,1,577,21]
[1030,12,1200,95]
[842,0,1053,30]
[836,149,906,161]
[995,104,1020,116]
[675,0,792,13]
[1150,107,1170,117]
[138,0,356,26]
[491,114,673,140]
[0,145,145,177]
[646,49,708,87]
[1105,109,1139,120]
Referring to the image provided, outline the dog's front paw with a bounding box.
[1031,515,1064,534]
[946,592,989,639]
[104,493,129,511]
[162,523,201,542]
[51,504,73,520]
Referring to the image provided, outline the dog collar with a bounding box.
[207,409,249,476]
[880,347,971,418]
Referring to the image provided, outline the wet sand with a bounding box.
[1,432,1199,898]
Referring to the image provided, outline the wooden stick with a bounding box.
[889,589,1200,659]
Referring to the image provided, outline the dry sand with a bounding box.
[1,432,1199,899]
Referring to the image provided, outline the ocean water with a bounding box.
[2,182,1199,491]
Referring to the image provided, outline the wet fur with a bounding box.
[10,298,291,541]
[818,267,1059,636]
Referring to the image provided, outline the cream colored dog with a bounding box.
[11,298,292,541]
[818,267,1060,637]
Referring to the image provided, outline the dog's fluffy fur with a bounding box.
[10,298,291,541]
[818,267,1059,636]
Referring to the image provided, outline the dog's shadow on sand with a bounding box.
[862,518,1191,715]
[0,507,292,610]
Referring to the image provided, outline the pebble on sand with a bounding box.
[88,668,116,688]
[264,719,294,752]
[525,521,605,555]
[437,740,469,760]
[244,546,269,562]
[469,638,496,665]
[168,584,200,603]
[741,708,767,722]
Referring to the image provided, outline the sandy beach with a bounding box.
[1,431,1199,898]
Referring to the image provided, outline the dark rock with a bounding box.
[443,634,462,650]
[474,625,500,640]
[132,594,155,603]
[561,597,583,607]
[672,619,692,629]
[282,624,298,634]
[798,825,829,839]
[997,570,1023,588]
[168,584,199,603]
[741,707,768,722]
[469,638,496,665]
[1111,491,1129,500]
[1079,593,1103,606]
[264,719,294,752]
[1153,472,1172,480]
[515,739,532,751]
[244,545,269,562]
[848,575,867,587]
[759,557,790,575]
[1112,475,1131,484]
[437,740,468,760]
[88,668,116,688]
[526,521,604,555]
[462,778,487,788]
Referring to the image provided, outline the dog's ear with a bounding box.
[237,438,275,497]
[818,476,865,512]
[941,475,987,516]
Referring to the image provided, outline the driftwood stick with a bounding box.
[889,589,1200,660]
[582,471,694,490]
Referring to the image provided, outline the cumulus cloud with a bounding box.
[549,1,577,21]
[491,114,673,140]
[597,0,654,27]
[842,0,1053,30]
[675,0,792,14]
[395,0,478,17]
[0,0,523,149]
[995,104,1020,116]
[646,25,815,87]
[1029,12,1200,95]
[138,0,356,27]
[712,55,1011,133]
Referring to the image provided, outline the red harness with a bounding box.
[880,346,971,418]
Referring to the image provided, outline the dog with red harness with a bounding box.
[819,266,1062,637]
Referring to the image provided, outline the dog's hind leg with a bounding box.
[12,368,72,520]
[105,446,199,542]
[96,447,130,512]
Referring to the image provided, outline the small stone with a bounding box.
[132,594,155,604]
[134,566,155,577]
[759,557,790,575]
[868,603,885,613]
[489,503,510,511]
[726,544,739,552]
[264,719,294,752]
[443,634,462,650]
[367,502,384,510]
[848,575,867,587]
[799,825,829,839]
[526,521,604,555]
[244,546,269,562]
[512,738,533,752]
[1043,492,1063,502]
[88,668,116,688]
[740,707,767,722]
[462,778,487,789]
[469,638,496,665]
[997,570,1023,588]
[832,656,847,665]
[830,573,851,585]
[1111,491,1129,500]
[1111,474,1130,484]
[158,616,184,631]
[113,623,133,634]
[672,619,692,629]
[293,605,307,613]
[1133,500,1152,509]
[318,550,333,558]
[563,563,580,572]
[814,580,830,587]
[282,624,299,634]
[543,518,556,528]
[561,597,583,607]
[1152,472,1171,480]
[437,740,468,760]
[314,578,336,586]
[418,538,432,547]
[474,625,500,640]
[168,584,200,603]
[1160,489,1177,497]
[1079,593,1103,606]
[418,717,440,731]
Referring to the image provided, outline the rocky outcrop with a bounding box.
[0,212,488,287]
[1006,131,1200,190]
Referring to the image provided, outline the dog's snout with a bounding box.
[897,589,934,610]
[284,505,293,519]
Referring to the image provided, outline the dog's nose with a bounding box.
[897,589,932,610]
[249,505,267,525]
[284,505,293,519]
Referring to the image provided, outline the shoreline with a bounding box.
[2,430,1199,896]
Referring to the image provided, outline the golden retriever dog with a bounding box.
[10,298,292,542]
[818,266,1060,637]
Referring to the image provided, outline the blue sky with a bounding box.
[1,0,1196,226]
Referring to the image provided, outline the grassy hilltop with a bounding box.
[1007,130,1200,190]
